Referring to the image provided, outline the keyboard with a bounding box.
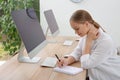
[41,57,57,67]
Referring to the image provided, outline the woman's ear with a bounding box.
[84,21,90,28]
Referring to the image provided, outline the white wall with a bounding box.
[40,0,120,46]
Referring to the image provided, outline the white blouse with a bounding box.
[70,29,120,80]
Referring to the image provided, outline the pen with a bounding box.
[55,54,61,62]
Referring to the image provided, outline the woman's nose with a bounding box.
[75,31,77,34]
[75,30,79,34]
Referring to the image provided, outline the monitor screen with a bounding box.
[11,8,47,63]
[44,10,59,37]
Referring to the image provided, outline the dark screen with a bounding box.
[44,10,59,34]
[11,8,46,53]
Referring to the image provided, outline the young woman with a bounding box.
[57,10,120,80]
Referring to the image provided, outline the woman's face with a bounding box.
[70,21,90,37]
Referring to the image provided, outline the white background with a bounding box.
[40,0,120,46]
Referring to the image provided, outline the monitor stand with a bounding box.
[45,27,57,43]
[17,42,41,63]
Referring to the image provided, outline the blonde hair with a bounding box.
[70,10,105,32]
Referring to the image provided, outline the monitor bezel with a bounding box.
[28,40,47,59]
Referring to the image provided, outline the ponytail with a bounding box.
[92,20,106,32]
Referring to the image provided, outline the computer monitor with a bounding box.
[44,9,60,37]
[11,8,47,63]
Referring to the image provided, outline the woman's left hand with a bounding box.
[87,24,99,41]
[83,24,99,55]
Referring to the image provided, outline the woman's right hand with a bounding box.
[57,56,76,67]
[57,57,69,67]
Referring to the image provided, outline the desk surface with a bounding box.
[0,36,86,80]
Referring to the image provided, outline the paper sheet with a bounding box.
[54,66,83,75]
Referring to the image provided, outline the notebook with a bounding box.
[41,57,57,67]
[54,66,83,75]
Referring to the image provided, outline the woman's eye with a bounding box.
[76,28,79,30]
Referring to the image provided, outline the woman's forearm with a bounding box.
[83,38,93,55]
[67,56,76,65]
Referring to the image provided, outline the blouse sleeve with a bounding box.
[81,38,114,69]
[70,38,84,61]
